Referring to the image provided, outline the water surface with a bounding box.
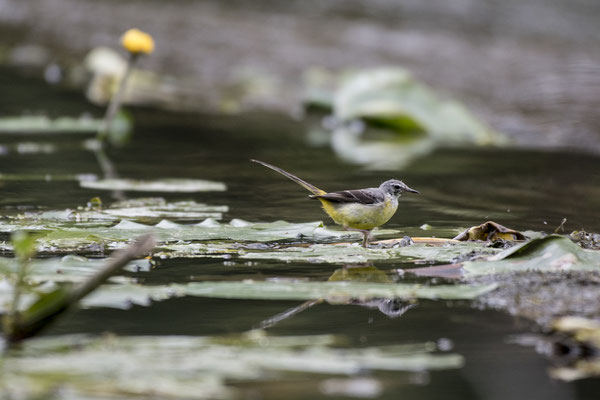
[2,71,600,399]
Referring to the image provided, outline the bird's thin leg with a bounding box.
[344,227,373,248]
[362,230,372,248]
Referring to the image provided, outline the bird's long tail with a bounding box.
[251,159,326,196]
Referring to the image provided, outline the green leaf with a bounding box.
[0,333,463,399]
[0,115,103,134]
[80,178,227,192]
[333,68,504,144]
[0,173,97,182]
[104,198,228,221]
[0,198,228,233]
[233,241,498,264]
[5,286,72,342]
[463,235,600,276]
[70,279,496,310]
[0,256,148,314]
[173,280,498,303]
[1,219,399,255]
[106,109,134,146]
[305,68,507,169]
[11,232,36,261]
[0,255,141,285]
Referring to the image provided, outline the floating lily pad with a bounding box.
[80,279,496,309]
[0,255,146,285]
[1,219,399,255]
[0,112,133,143]
[0,275,496,311]
[0,115,102,134]
[304,68,506,169]
[169,280,498,303]
[0,173,97,182]
[334,68,503,144]
[80,178,226,192]
[231,241,498,264]
[104,198,228,220]
[463,235,600,276]
[0,255,153,314]
[0,198,228,234]
[0,332,463,399]
[158,235,494,263]
[0,142,57,155]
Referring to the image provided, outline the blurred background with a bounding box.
[1,0,599,150]
[2,2,600,399]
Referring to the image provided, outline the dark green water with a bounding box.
[2,70,600,399]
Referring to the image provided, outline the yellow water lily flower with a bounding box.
[121,28,154,55]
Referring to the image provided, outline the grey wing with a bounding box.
[311,188,384,204]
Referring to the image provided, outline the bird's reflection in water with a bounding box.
[356,298,417,318]
[257,263,418,329]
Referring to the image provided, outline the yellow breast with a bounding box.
[318,196,398,230]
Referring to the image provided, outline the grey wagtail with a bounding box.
[251,159,419,247]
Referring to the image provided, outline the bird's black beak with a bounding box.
[406,187,420,194]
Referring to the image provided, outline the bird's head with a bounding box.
[380,179,419,197]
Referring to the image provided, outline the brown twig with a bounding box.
[6,234,156,343]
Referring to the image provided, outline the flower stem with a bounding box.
[97,52,139,143]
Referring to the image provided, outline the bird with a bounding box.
[251,159,419,247]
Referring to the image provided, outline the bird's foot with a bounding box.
[344,227,373,248]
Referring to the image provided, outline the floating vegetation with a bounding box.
[79,178,226,192]
[0,142,57,155]
[0,197,228,233]
[105,198,228,220]
[462,235,600,276]
[33,279,494,311]
[0,217,400,255]
[570,230,600,250]
[0,111,133,143]
[161,280,498,303]
[1,233,155,342]
[1,264,494,312]
[233,241,497,264]
[0,173,97,182]
[0,254,147,285]
[306,68,503,144]
[0,332,463,399]
[0,115,104,134]
[454,221,527,242]
[304,68,506,169]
